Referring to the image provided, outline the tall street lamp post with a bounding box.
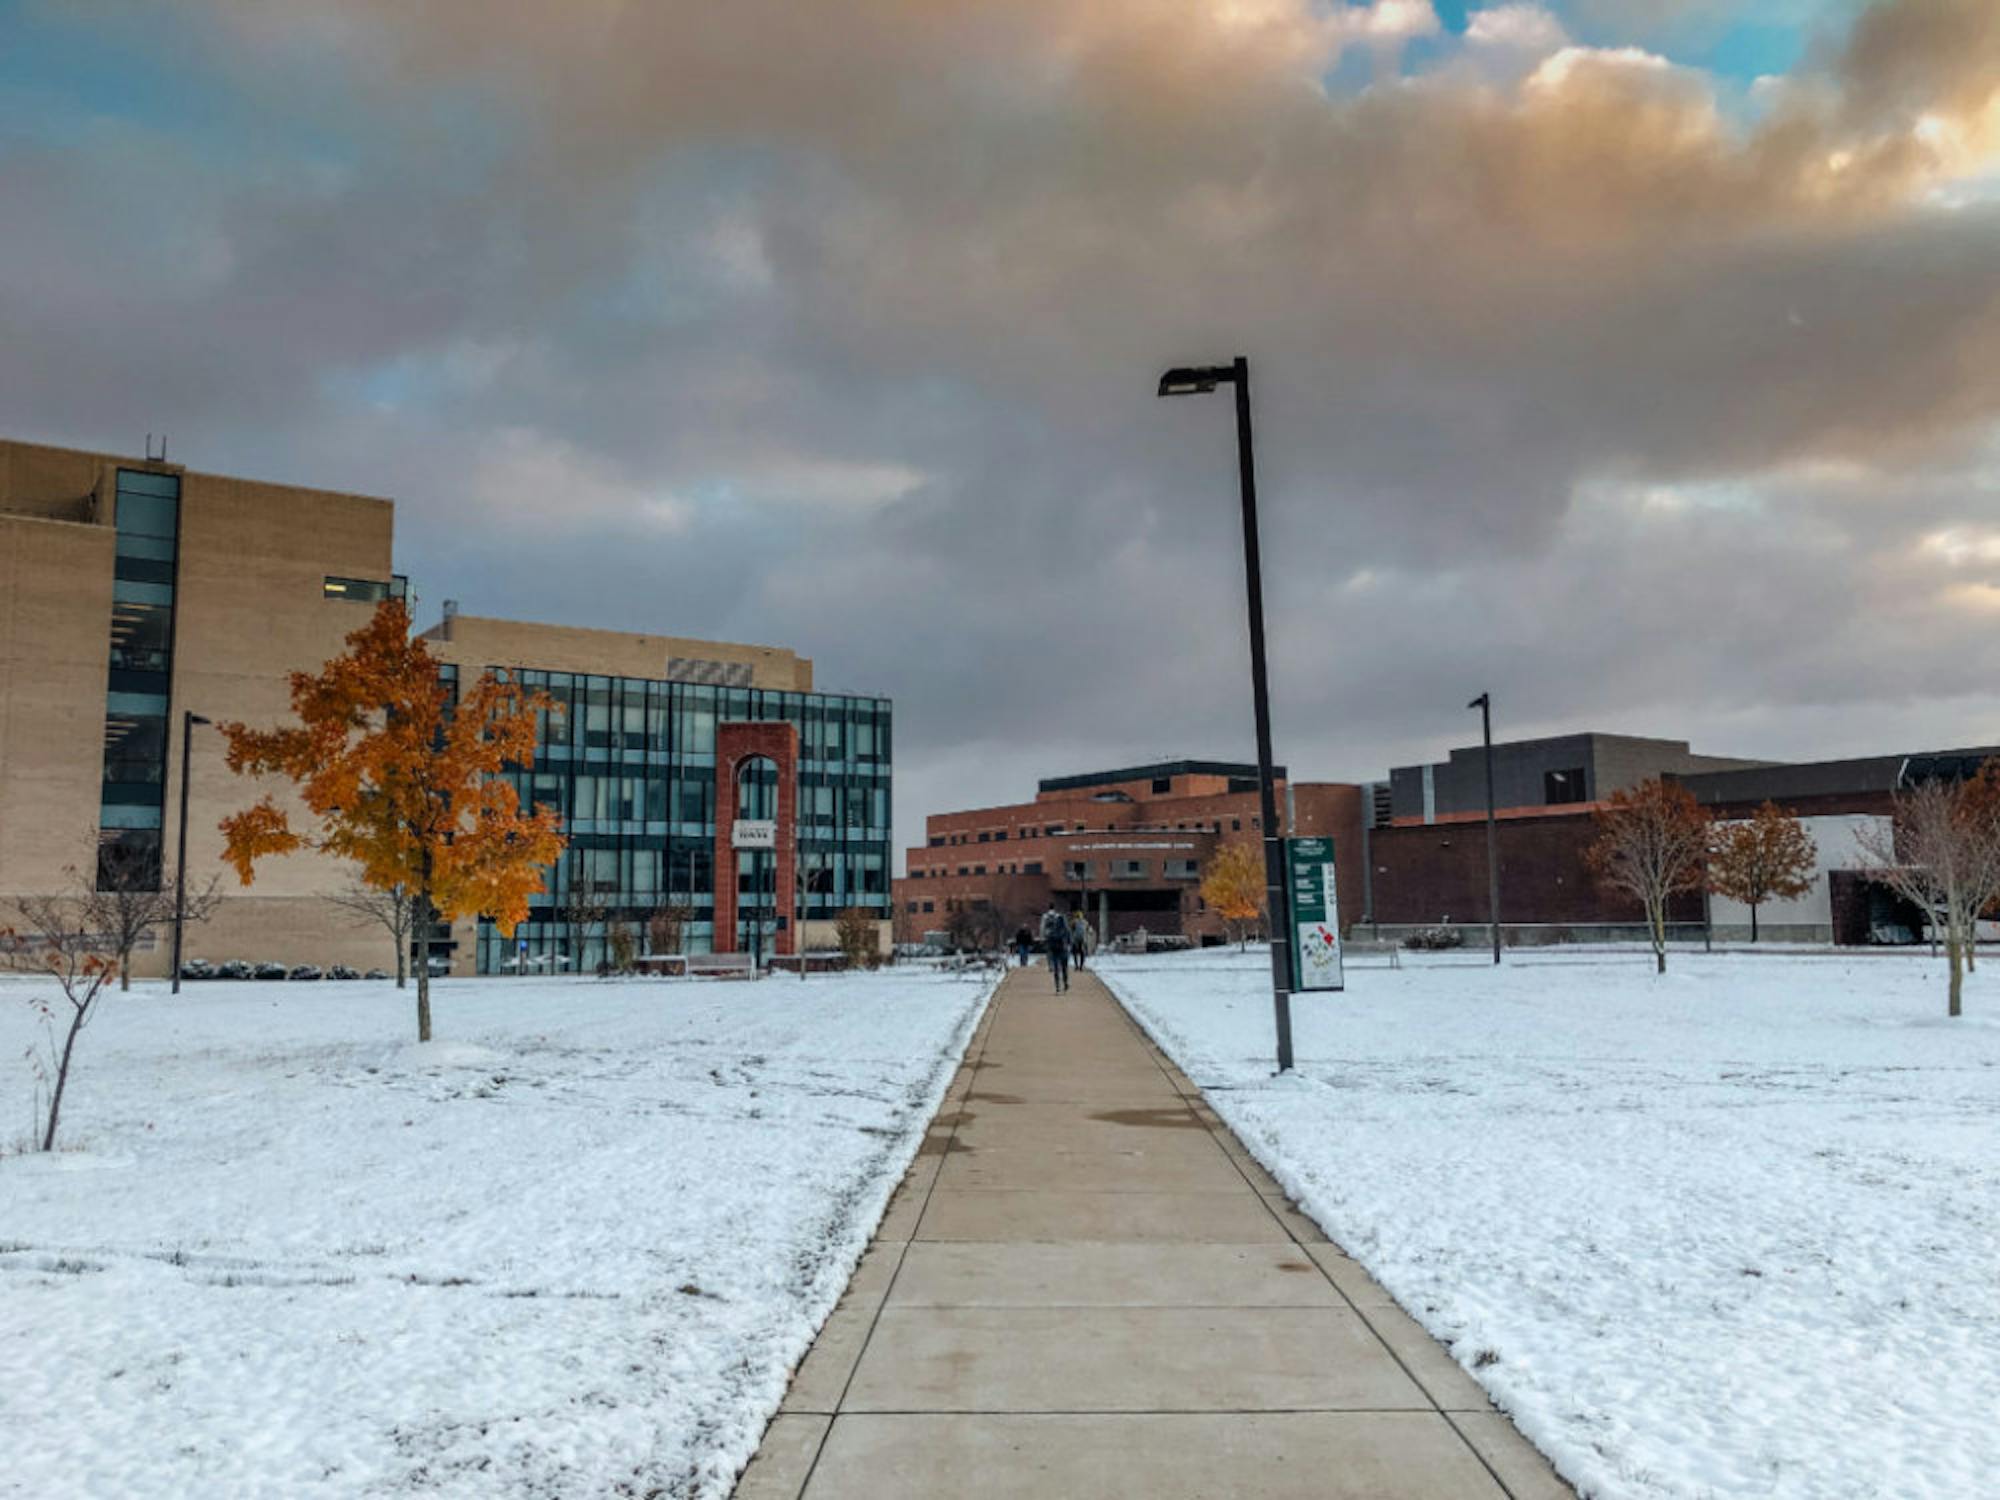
[170,710,212,995]
[1157,356,1293,1072]
[1468,692,1501,965]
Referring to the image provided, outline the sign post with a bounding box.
[1285,836,1343,992]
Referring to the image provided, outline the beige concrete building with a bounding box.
[2,438,401,975]
[0,436,889,978]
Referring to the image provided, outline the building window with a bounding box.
[977,831,990,842]
[922,900,935,913]
[1166,859,1199,879]
[1064,861,1093,882]
[1114,860,1146,879]
[99,469,182,891]
[1024,861,1044,875]
[973,865,986,875]
[1152,776,1172,794]
[994,829,1008,841]
[1231,818,1242,832]
[322,575,406,603]
[1545,768,1586,805]
[929,836,943,847]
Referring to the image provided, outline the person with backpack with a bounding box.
[1069,911,1091,970]
[1013,924,1034,968]
[1040,905,1070,992]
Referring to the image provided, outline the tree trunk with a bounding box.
[395,939,407,989]
[1650,898,1667,974]
[1749,903,1759,944]
[414,885,433,1043]
[1948,933,1964,1018]
[42,1011,85,1151]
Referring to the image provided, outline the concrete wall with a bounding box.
[423,614,813,691]
[1392,733,1772,822]
[0,514,117,894]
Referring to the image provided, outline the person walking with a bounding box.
[1013,924,1034,968]
[1069,911,1091,970]
[1040,904,1071,993]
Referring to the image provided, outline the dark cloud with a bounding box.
[4,0,1999,860]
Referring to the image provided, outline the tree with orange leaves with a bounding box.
[1708,801,1818,944]
[1201,841,1265,951]
[1586,777,1712,975]
[218,600,566,1041]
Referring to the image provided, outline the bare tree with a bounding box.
[1586,778,1713,974]
[647,902,694,959]
[1856,766,2000,1017]
[558,855,609,972]
[5,897,119,1151]
[941,898,981,954]
[76,845,222,991]
[326,879,415,986]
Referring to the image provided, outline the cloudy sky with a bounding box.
[5,0,1999,862]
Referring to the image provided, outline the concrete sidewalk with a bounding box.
[733,965,1574,1499]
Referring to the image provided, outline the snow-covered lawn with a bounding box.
[1100,948,2000,1500]
[0,968,992,1499]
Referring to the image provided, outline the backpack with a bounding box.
[1041,910,1067,944]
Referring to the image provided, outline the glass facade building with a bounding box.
[473,671,892,973]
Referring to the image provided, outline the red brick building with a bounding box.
[895,761,1363,948]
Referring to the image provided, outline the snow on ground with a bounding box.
[0,968,993,1498]
[1100,947,2000,1500]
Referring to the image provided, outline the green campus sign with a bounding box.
[1285,836,1344,992]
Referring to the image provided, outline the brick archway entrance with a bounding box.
[713,722,800,958]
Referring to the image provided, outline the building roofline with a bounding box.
[0,435,394,509]
[1037,760,1287,794]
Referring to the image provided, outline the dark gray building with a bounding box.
[1388,732,1769,823]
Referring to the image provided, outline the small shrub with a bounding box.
[835,907,880,969]
[1403,925,1465,952]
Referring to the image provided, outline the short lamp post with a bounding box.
[169,711,212,995]
[1157,356,1293,1072]
[1468,693,1501,965]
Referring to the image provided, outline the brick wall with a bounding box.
[1369,812,1703,929]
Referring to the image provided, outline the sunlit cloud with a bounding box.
[5,0,2000,855]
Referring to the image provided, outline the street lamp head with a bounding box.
[188,713,213,726]
[1466,693,1489,711]
[1157,365,1234,398]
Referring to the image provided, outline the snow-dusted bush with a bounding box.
[1403,924,1465,951]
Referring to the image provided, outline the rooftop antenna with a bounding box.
[143,432,168,463]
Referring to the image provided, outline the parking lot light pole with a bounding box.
[1468,693,1501,964]
[1157,356,1293,1072]
[170,711,212,995]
